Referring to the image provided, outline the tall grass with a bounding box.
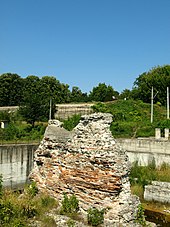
[0,181,58,227]
[130,161,170,201]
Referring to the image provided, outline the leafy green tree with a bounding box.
[70,86,88,102]
[0,73,24,106]
[132,65,170,105]
[89,83,119,102]
[119,89,133,100]
[19,92,48,127]
[39,76,71,104]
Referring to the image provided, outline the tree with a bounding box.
[19,75,72,126]
[0,73,24,106]
[70,86,88,103]
[89,83,119,102]
[19,76,47,127]
[119,89,133,100]
[132,65,170,105]
[39,76,71,104]
[19,92,48,127]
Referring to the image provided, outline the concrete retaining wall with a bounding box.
[55,103,94,119]
[0,144,38,189]
[1,138,170,188]
[117,138,170,167]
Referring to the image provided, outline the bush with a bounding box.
[3,123,19,140]
[129,161,156,188]
[60,193,79,215]
[0,178,59,226]
[135,204,146,226]
[0,200,15,225]
[63,115,81,131]
[66,218,75,227]
[87,207,105,226]
[26,181,38,198]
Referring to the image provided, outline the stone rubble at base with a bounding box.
[144,181,170,204]
[29,113,141,226]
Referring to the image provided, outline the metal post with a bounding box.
[49,98,52,120]
[151,86,153,123]
[167,87,169,119]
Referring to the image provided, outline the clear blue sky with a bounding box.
[1,0,170,93]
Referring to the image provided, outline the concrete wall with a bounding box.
[1,138,170,189]
[0,144,38,189]
[55,103,94,119]
[117,138,170,167]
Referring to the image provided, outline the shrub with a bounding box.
[0,200,15,225]
[21,203,38,218]
[3,123,19,140]
[129,161,156,188]
[60,193,79,215]
[66,218,75,227]
[26,181,38,198]
[135,204,146,226]
[63,115,81,131]
[87,207,105,226]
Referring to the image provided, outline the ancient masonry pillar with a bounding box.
[164,128,169,139]
[155,128,161,139]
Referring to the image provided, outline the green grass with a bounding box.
[0,181,58,227]
[130,161,170,202]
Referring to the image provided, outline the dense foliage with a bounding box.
[131,65,170,105]
[89,83,119,102]
[93,99,168,138]
[0,73,120,125]
[0,110,46,142]
[0,64,170,132]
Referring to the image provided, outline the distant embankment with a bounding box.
[0,104,94,120]
[55,103,94,119]
[0,106,19,112]
[0,144,38,189]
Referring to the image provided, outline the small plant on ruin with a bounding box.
[60,193,79,216]
[87,207,105,226]
[66,218,76,227]
[135,204,147,226]
[26,181,39,198]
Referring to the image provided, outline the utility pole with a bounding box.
[49,98,52,120]
[151,87,153,123]
[167,87,169,119]
[151,87,158,123]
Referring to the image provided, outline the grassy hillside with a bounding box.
[92,100,169,138]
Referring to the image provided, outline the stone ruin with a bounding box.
[29,113,140,226]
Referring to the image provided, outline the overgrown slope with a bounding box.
[92,100,168,138]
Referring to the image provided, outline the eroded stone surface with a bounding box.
[144,181,170,203]
[30,113,140,226]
